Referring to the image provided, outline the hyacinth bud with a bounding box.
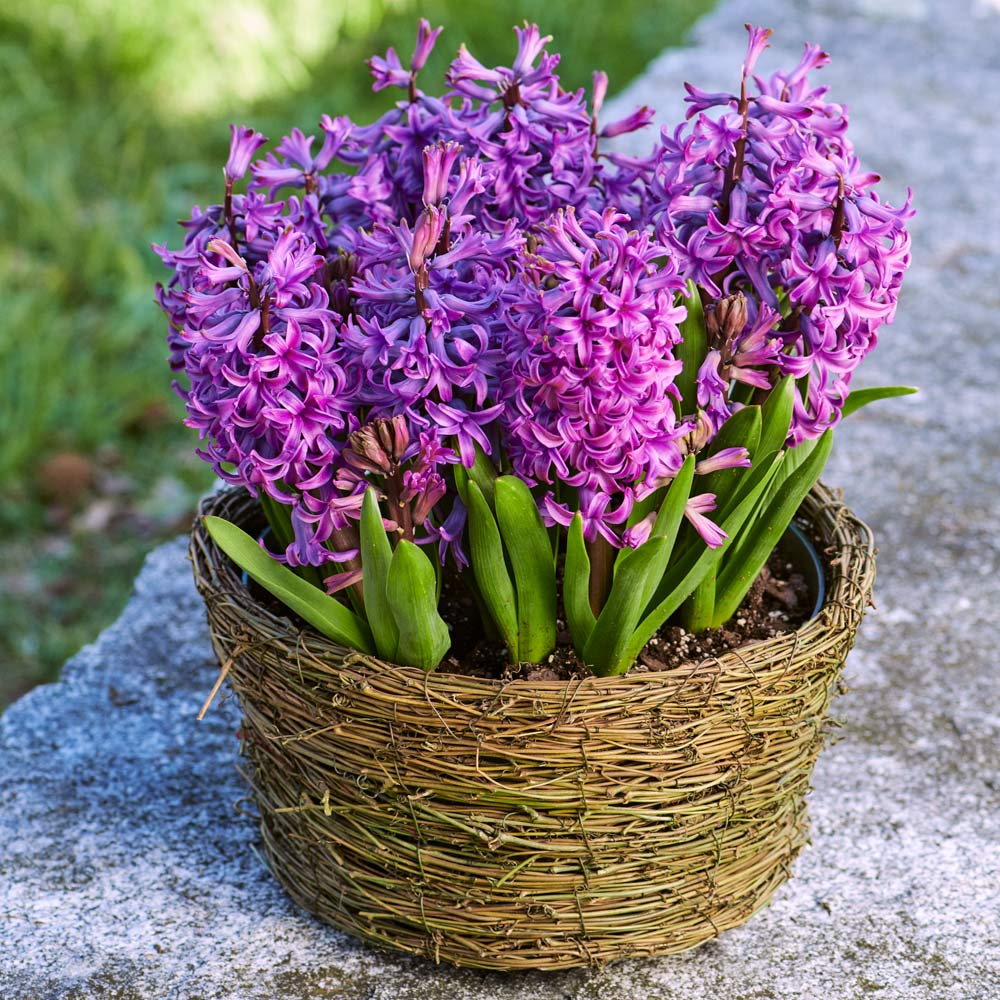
[600,105,655,139]
[344,424,393,476]
[411,18,443,73]
[410,205,445,271]
[410,475,447,526]
[224,125,267,183]
[376,414,410,463]
[326,250,357,283]
[206,238,248,271]
[422,141,462,206]
[622,511,656,549]
[344,416,411,477]
[705,292,748,348]
[741,23,774,80]
[685,410,715,453]
[591,70,609,120]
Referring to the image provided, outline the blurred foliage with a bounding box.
[0,0,710,706]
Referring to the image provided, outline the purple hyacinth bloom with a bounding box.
[225,125,268,183]
[649,22,912,442]
[422,141,462,206]
[742,24,773,78]
[411,19,443,73]
[501,207,688,542]
[369,46,411,92]
[154,19,912,580]
[369,19,443,97]
[684,494,727,548]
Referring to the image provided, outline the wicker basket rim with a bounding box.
[189,481,874,695]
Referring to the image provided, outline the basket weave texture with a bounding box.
[190,483,875,971]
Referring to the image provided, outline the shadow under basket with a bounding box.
[190,483,875,972]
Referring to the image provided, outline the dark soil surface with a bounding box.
[440,544,816,681]
[240,513,820,681]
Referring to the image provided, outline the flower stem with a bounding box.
[586,535,615,618]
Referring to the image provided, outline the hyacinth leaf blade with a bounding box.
[360,488,399,661]
[609,451,785,676]
[466,480,519,661]
[618,454,696,592]
[258,491,295,553]
[624,487,662,532]
[584,537,671,676]
[758,375,796,458]
[495,476,556,663]
[586,458,696,673]
[841,385,918,419]
[760,363,840,508]
[384,539,451,671]
[452,463,470,505]
[202,516,375,653]
[650,456,696,544]
[681,566,717,633]
[680,390,785,630]
[712,429,833,627]
[468,442,499,511]
[564,514,596,657]
[674,280,707,415]
[758,384,913,509]
[763,436,816,508]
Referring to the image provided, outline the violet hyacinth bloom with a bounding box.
[501,207,693,545]
[154,20,911,579]
[225,125,268,183]
[446,25,599,226]
[650,23,913,442]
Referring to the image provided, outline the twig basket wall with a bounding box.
[190,483,875,971]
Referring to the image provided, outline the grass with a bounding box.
[0,0,711,709]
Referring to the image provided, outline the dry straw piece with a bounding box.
[190,483,875,971]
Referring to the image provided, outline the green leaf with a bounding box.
[758,374,796,459]
[583,459,695,675]
[203,515,374,653]
[258,491,295,552]
[360,488,399,661]
[606,451,784,675]
[452,463,470,505]
[583,537,670,675]
[468,442,499,510]
[466,480,519,660]
[624,484,663,531]
[495,476,556,662]
[674,280,707,416]
[385,539,451,671]
[762,436,817,510]
[841,384,918,419]
[618,454,696,603]
[649,456,696,546]
[681,565,716,633]
[564,513,596,657]
[712,429,833,627]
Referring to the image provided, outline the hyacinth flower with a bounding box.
[158,21,914,677]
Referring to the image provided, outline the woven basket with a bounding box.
[190,483,874,971]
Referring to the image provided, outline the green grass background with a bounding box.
[0,0,710,707]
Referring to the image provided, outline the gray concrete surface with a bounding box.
[2,0,999,996]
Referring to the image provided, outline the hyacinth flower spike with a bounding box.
[159,21,914,675]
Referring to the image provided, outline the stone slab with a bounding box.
[2,0,1000,996]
